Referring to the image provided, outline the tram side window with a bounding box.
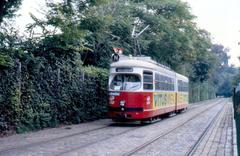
[155,73,174,91]
[178,80,189,92]
[143,71,153,90]
[183,82,189,92]
[155,74,161,90]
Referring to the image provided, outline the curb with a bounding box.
[232,107,238,156]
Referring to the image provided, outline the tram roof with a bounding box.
[111,56,169,70]
[176,73,189,82]
[110,55,188,80]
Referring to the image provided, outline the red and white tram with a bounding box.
[108,55,189,121]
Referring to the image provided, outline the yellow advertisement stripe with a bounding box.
[153,92,175,109]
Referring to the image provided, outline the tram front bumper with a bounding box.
[108,108,146,120]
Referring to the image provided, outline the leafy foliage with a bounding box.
[210,44,237,97]
[0,23,22,68]
[0,56,108,133]
[0,0,22,69]
[0,0,238,133]
[233,58,240,87]
[0,0,22,23]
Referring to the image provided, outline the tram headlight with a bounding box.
[120,100,125,106]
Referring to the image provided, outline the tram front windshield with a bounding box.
[110,74,141,91]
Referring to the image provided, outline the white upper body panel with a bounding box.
[111,56,175,76]
[109,55,188,92]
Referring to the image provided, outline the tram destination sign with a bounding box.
[116,67,133,72]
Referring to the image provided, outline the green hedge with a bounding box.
[0,59,108,133]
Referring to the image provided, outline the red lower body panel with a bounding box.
[108,91,188,121]
[176,104,188,110]
[108,105,176,120]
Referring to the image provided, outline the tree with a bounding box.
[0,0,22,23]
[233,57,240,86]
[211,44,229,67]
[40,0,206,69]
[0,0,22,68]
[0,23,23,68]
[26,0,236,93]
[210,44,237,97]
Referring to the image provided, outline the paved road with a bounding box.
[0,98,237,156]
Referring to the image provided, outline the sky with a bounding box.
[182,0,240,67]
[15,0,240,67]
[15,0,45,32]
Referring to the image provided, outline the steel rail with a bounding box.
[0,125,110,154]
[56,100,223,156]
[0,99,223,156]
[123,99,225,156]
[185,103,228,156]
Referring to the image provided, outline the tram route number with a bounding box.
[109,92,120,96]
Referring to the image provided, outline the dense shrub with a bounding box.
[0,58,108,133]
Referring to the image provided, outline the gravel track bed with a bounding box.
[186,101,229,156]
[58,99,224,156]
[0,98,226,156]
[0,125,141,156]
[124,100,226,156]
[0,119,110,152]
[191,101,233,156]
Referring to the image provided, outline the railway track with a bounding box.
[0,99,225,156]
[56,126,141,156]
[122,99,226,156]
[0,125,110,154]
[0,125,143,156]
[0,99,216,153]
[185,102,228,156]
[186,101,233,156]
[55,99,223,156]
